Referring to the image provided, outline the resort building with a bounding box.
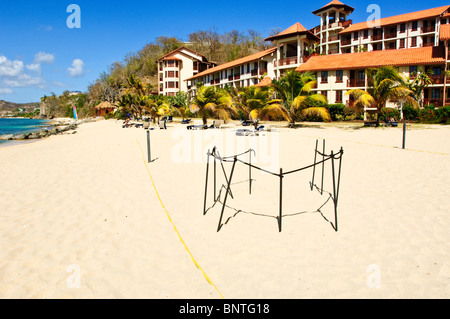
[161,1,450,115]
[156,47,216,96]
[264,23,319,79]
[297,2,450,117]
[185,47,277,97]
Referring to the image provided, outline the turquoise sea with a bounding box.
[0,118,51,145]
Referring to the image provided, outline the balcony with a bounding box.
[328,48,339,55]
[234,74,241,80]
[275,56,298,67]
[384,32,397,39]
[228,75,234,81]
[341,38,352,46]
[430,75,444,84]
[423,98,443,106]
[259,68,268,75]
[422,42,435,47]
[422,26,436,33]
[371,34,383,41]
[251,69,258,76]
[328,35,339,42]
[348,79,366,87]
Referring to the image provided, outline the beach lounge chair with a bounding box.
[236,125,265,136]
[242,120,254,127]
[181,119,192,124]
[167,116,173,123]
[187,120,207,130]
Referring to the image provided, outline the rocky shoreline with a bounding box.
[0,118,97,142]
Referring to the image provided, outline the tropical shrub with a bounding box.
[380,107,401,122]
[402,104,419,121]
[326,103,345,121]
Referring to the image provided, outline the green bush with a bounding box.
[435,106,450,124]
[380,107,401,122]
[402,104,419,121]
[326,104,345,121]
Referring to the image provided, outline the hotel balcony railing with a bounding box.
[324,20,353,30]
[251,69,258,76]
[341,39,352,46]
[328,48,339,55]
[423,98,443,106]
[234,74,241,80]
[347,79,366,87]
[422,26,436,33]
[328,35,339,42]
[259,68,268,75]
[384,32,397,39]
[430,75,445,84]
[422,42,435,47]
[275,57,298,67]
[228,75,234,81]
[371,34,383,41]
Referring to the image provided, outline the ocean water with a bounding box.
[0,118,51,145]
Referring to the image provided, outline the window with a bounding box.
[353,32,358,41]
[409,66,418,77]
[433,67,441,75]
[412,21,418,31]
[247,63,250,73]
[399,39,405,49]
[431,89,441,99]
[336,90,343,103]
[358,71,365,81]
[400,23,406,33]
[321,91,328,98]
[336,70,343,83]
[321,71,328,83]
[411,37,417,47]
[363,30,369,39]
[225,70,228,78]
[241,65,244,74]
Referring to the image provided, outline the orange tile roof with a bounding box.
[340,5,450,34]
[265,23,319,42]
[296,47,445,72]
[312,0,355,15]
[440,24,450,40]
[185,47,277,81]
[254,77,272,87]
[156,46,209,62]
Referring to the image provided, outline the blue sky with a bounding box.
[0,0,449,103]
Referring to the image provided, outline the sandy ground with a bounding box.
[0,118,449,299]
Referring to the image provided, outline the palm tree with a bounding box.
[189,85,236,124]
[258,71,328,127]
[407,67,433,107]
[231,86,271,122]
[145,95,171,123]
[168,91,191,120]
[347,66,418,127]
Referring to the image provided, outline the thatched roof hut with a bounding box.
[95,101,116,117]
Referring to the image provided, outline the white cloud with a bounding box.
[68,59,84,77]
[34,52,55,64]
[52,81,66,87]
[0,88,13,94]
[0,56,25,77]
[26,63,42,73]
[0,55,45,90]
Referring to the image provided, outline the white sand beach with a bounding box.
[0,119,449,299]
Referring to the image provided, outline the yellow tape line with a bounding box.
[137,141,224,299]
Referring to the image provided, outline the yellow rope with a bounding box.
[137,141,224,299]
